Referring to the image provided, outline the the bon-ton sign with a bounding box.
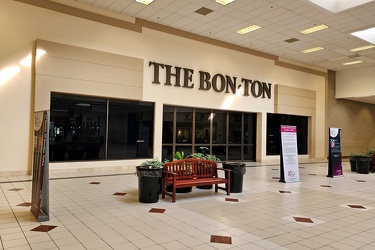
[149,61,272,99]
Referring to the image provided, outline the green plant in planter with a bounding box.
[188,147,220,162]
[365,148,375,156]
[173,151,185,160]
[140,158,168,168]
[349,152,360,162]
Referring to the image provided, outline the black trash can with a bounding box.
[223,162,246,193]
[356,156,371,174]
[136,166,163,203]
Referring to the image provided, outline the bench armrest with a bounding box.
[217,168,231,173]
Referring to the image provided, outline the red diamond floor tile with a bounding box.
[17,202,32,207]
[210,235,232,244]
[348,204,366,209]
[31,225,57,232]
[293,217,314,223]
[113,192,127,196]
[225,198,239,202]
[149,208,166,213]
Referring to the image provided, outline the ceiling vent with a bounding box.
[195,7,213,15]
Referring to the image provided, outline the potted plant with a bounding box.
[349,152,360,172]
[356,153,371,174]
[136,158,167,203]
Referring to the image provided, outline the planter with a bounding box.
[223,162,246,193]
[136,166,162,203]
[350,160,357,172]
[166,185,192,193]
[356,156,371,174]
[196,185,213,190]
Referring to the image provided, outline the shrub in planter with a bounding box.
[356,154,371,174]
[349,152,360,172]
[136,158,168,203]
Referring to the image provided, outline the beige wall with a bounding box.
[0,45,33,175]
[0,0,329,174]
[336,66,375,99]
[328,70,375,156]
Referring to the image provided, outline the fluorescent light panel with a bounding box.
[350,45,375,52]
[215,0,235,5]
[351,27,375,44]
[301,47,324,53]
[299,24,328,34]
[343,61,363,65]
[136,0,154,5]
[236,25,261,34]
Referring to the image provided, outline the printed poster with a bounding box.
[280,125,300,183]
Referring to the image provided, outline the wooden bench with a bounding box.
[162,159,231,202]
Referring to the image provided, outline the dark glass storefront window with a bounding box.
[162,105,256,162]
[162,106,173,144]
[244,113,256,160]
[50,94,106,161]
[107,99,154,159]
[229,112,242,144]
[195,109,210,144]
[176,107,193,144]
[266,113,308,155]
[50,93,154,161]
[212,111,226,144]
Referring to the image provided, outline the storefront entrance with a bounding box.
[162,105,257,162]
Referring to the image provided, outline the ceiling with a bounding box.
[62,0,375,72]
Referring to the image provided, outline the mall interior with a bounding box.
[1,0,375,249]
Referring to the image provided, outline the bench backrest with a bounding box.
[162,158,218,180]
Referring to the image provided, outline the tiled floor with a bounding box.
[2,161,375,249]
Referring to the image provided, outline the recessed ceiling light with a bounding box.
[343,61,363,65]
[215,0,235,5]
[350,45,375,52]
[299,24,328,34]
[236,25,261,34]
[301,47,324,53]
[136,0,154,5]
[351,27,375,44]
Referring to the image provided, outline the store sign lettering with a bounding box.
[149,61,272,99]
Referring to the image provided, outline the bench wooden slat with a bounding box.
[162,159,231,202]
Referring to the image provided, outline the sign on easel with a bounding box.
[31,111,50,222]
[279,125,300,183]
[327,127,343,178]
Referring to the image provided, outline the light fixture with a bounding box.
[215,0,235,5]
[343,61,363,65]
[136,0,154,5]
[301,47,324,53]
[350,45,375,52]
[299,24,328,34]
[236,25,261,34]
[351,27,375,44]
